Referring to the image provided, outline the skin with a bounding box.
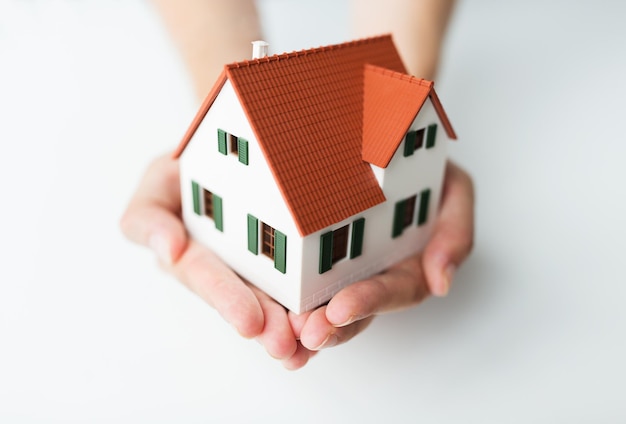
[122,0,473,370]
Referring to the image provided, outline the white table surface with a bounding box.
[1,0,625,422]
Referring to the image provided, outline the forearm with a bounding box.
[350,0,455,79]
[151,0,453,96]
[151,0,262,98]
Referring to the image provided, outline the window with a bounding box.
[392,189,431,236]
[319,218,366,274]
[203,188,214,219]
[191,181,223,231]
[403,128,425,156]
[229,133,239,155]
[247,214,287,273]
[403,195,417,228]
[415,128,425,150]
[392,195,416,238]
[217,128,249,165]
[403,124,438,156]
[331,225,349,264]
[262,222,276,258]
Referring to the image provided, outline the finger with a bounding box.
[324,161,473,326]
[250,286,298,360]
[287,310,313,340]
[422,161,475,296]
[129,153,183,211]
[324,255,429,327]
[299,306,375,351]
[282,342,318,371]
[119,154,187,264]
[170,241,264,338]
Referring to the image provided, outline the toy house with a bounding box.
[173,35,456,314]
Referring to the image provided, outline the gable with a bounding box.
[173,70,227,159]
[226,36,407,236]
[173,35,455,237]
[362,65,457,168]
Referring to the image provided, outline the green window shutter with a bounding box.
[319,231,334,274]
[192,181,201,215]
[247,214,258,254]
[213,194,223,231]
[238,138,249,165]
[274,230,287,274]
[403,131,416,157]
[417,189,431,226]
[392,200,406,238]
[350,218,365,259]
[426,124,437,149]
[218,129,227,155]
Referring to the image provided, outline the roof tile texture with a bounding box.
[227,36,406,236]
[174,35,456,236]
[362,65,433,167]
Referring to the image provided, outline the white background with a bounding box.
[1,0,625,422]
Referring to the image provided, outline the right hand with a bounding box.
[120,153,317,369]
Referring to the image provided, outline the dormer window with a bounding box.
[217,128,249,165]
[403,123,438,157]
[403,128,424,156]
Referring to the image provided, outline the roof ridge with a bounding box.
[227,34,394,70]
[364,63,434,88]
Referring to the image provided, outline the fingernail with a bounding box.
[438,264,456,297]
[334,314,357,327]
[314,333,338,350]
[149,233,172,265]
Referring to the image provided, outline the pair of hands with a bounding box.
[120,154,474,370]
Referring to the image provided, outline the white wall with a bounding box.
[180,80,303,312]
[299,98,449,312]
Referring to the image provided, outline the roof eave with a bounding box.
[172,69,229,159]
[429,88,457,140]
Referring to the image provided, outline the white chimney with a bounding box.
[251,40,269,59]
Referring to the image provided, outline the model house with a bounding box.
[173,35,457,314]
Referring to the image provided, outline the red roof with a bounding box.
[362,65,456,167]
[174,35,456,236]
